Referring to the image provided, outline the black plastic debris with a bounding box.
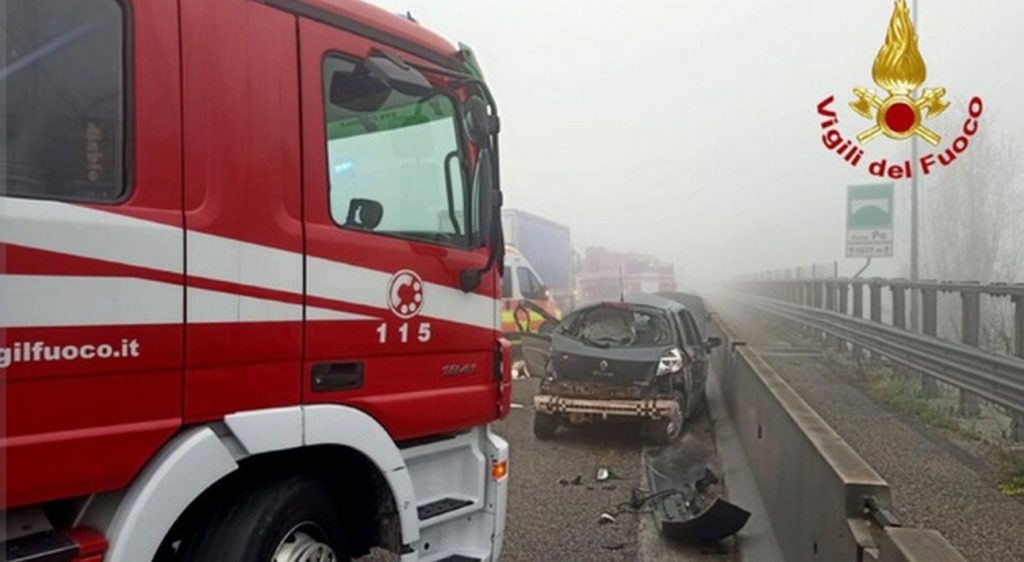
[640,451,750,543]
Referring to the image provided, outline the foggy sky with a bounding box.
[370,0,1024,288]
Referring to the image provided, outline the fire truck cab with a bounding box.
[1,1,509,560]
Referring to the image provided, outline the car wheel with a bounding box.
[181,475,349,562]
[533,411,560,439]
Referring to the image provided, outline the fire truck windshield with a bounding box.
[322,55,474,248]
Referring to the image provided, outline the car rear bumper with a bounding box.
[534,394,679,419]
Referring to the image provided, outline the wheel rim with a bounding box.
[273,523,336,562]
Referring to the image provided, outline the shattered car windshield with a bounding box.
[562,306,672,348]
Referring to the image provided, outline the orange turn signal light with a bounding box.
[491,460,508,480]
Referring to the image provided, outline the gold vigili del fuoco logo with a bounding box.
[817,0,983,179]
[850,0,948,145]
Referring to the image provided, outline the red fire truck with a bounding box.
[2,1,510,560]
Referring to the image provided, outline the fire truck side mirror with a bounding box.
[465,96,498,146]
[459,148,499,292]
[475,149,496,246]
[344,198,383,230]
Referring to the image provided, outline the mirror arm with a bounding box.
[456,80,502,294]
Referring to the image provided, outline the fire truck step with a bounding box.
[434,556,483,562]
[417,497,474,520]
[4,531,77,562]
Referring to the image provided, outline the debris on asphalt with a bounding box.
[596,467,624,482]
[642,450,751,543]
[558,474,583,486]
[598,512,617,525]
[600,542,626,551]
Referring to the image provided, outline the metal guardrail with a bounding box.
[741,277,1024,359]
[737,294,1024,417]
[738,276,1024,438]
[710,312,966,562]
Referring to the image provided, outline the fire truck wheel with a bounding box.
[181,474,350,562]
[533,411,560,439]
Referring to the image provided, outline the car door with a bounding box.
[297,17,500,440]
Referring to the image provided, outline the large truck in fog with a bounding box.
[576,247,678,304]
[2,1,509,560]
[501,209,575,311]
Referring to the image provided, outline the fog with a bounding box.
[371,0,1024,288]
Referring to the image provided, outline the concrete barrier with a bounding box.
[711,313,966,562]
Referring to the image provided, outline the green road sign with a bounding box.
[846,183,894,258]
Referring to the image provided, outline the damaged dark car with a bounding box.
[533,295,721,445]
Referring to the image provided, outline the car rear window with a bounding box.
[562,305,672,348]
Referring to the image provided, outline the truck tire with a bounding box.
[180,474,350,562]
[533,411,560,439]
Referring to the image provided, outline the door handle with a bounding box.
[311,361,364,392]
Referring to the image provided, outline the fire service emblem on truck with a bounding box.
[388,269,424,319]
[816,0,983,180]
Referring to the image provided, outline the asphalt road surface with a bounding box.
[494,377,740,562]
[494,378,645,561]
[360,376,741,562]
